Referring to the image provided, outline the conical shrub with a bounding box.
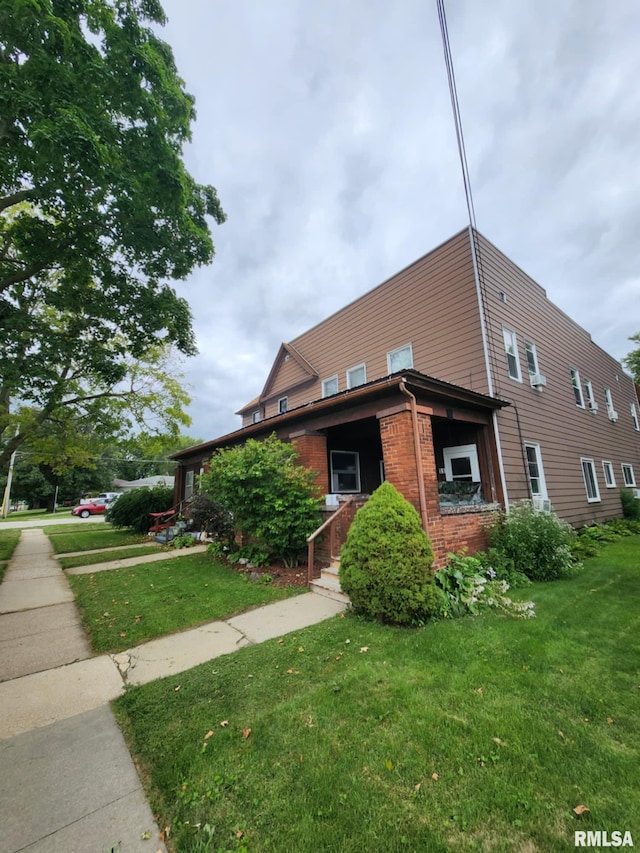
[339,482,441,624]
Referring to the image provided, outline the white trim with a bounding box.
[524,341,539,376]
[443,444,481,482]
[580,457,600,502]
[330,450,361,493]
[602,460,616,488]
[321,375,338,398]
[524,442,548,499]
[621,463,636,487]
[502,327,522,382]
[570,368,585,408]
[251,410,261,424]
[631,402,639,431]
[278,396,288,414]
[387,343,413,374]
[346,363,366,389]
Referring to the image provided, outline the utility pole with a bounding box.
[1,447,18,518]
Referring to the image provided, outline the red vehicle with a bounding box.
[71,500,107,518]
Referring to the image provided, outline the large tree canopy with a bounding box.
[623,333,640,385]
[0,0,225,468]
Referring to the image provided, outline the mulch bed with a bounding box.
[235,561,310,588]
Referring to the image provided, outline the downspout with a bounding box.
[398,380,429,534]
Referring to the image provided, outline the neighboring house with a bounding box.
[113,476,175,492]
[172,228,640,566]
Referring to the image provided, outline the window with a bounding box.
[185,470,195,500]
[502,328,521,381]
[278,396,288,414]
[621,464,636,487]
[570,368,584,407]
[252,410,261,424]
[604,387,617,420]
[443,445,481,482]
[631,403,640,431]
[346,363,366,389]
[524,341,539,376]
[330,450,361,493]
[580,458,600,502]
[387,343,413,373]
[524,443,547,498]
[602,461,616,488]
[584,380,597,412]
[322,376,338,398]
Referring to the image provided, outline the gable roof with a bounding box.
[237,342,319,414]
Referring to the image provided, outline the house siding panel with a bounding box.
[476,234,640,525]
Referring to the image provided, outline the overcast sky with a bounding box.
[156,0,640,442]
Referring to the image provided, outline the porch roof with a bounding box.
[171,370,508,462]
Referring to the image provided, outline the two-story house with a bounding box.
[172,228,640,566]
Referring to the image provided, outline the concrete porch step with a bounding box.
[310,565,350,605]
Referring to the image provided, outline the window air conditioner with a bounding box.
[529,373,547,390]
[587,400,598,413]
[633,489,640,500]
[608,409,618,422]
[532,497,552,513]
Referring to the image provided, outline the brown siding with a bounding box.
[260,230,488,419]
[476,233,640,525]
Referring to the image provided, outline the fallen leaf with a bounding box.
[492,737,505,746]
[559,668,564,674]
[242,728,251,738]
[345,639,351,644]
[298,646,305,652]
[204,730,214,740]
[140,829,151,839]
[558,731,565,739]
[287,669,294,674]
[335,653,343,661]
[606,717,614,724]
[521,665,529,671]
[573,805,590,816]
[385,760,393,771]
[174,685,181,692]
[431,773,439,781]
[159,826,170,841]
[360,647,369,653]
[120,632,127,638]
[236,830,245,839]
[220,720,229,727]
[277,638,284,644]
[135,615,141,623]
[414,782,422,791]
[476,687,484,695]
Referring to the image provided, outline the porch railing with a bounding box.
[307,496,354,584]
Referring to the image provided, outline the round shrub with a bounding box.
[488,502,578,582]
[339,482,440,625]
[105,485,174,534]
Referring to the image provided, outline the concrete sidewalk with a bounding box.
[0,526,347,852]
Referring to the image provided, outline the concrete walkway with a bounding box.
[0,527,347,853]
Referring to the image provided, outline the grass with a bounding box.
[58,544,164,570]
[114,537,640,853]
[47,526,147,554]
[69,553,304,653]
[0,529,21,584]
[0,508,48,522]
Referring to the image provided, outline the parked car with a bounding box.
[71,501,107,518]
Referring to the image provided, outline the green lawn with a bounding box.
[58,544,163,570]
[69,553,304,653]
[47,526,147,554]
[0,528,21,562]
[114,537,640,853]
[0,508,48,522]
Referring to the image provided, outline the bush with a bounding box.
[185,493,233,541]
[200,434,322,568]
[488,502,579,582]
[620,488,640,520]
[339,482,441,625]
[105,486,174,534]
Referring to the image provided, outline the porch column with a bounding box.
[290,430,329,494]
[378,404,447,567]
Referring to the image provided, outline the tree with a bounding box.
[623,333,640,384]
[201,435,323,567]
[0,0,225,470]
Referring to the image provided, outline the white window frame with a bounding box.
[580,458,600,502]
[570,368,585,408]
[252,410,261,424]
[604,387,616,419]
[602,461,616,488]
[584,380,597,413]
[278,396,288,414]
[524,442,548,499]
[321,375,338,398]
[621,464,636,487]
[330,450,361,493]
[443,444,481,482]
[503,327,522,381]
[524,341,539,376]
[387,343,413,374]
[346,363,366,389]
[184,470,195,500]
[631,403,640,431]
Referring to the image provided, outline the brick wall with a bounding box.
[291,431,329,494]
